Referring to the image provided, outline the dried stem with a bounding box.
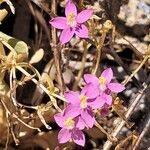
[123,55,148,85]
[132,118,150,150]
[108,32,141,87]
[116,32,143,59]
[73,41,88,90]
[95,120,117,143]
[51,0,65,93]
[92,32,106,75]
[4,106,10,150]
[103,75,150,150]
[0,99,41,132]
[16,66,66,107]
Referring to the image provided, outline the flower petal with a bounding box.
[58,128,71,143]
[75,24,89,38]
[64,91,80,104]
[72,129,85,146]
[60,28,75,44]
[101,68,113,84]
[49,17,68,29]
[64,104,81,118]
[54,113,65,128]
[81,83,99,99]
[84,74,99,86]
[108,83,125,93]
[75,116,86,130]
[65,1,77,17]
[88,96,106,109]
[81,108,95,128]
[88,95,105,109]
[77,9,93,23]
[104,93,112,106]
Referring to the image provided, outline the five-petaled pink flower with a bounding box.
[49,1,93,44]
[64,91,95,128]
[54,106,86,146]
[84,68,125,107]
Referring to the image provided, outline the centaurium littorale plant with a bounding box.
[54,105,86,146]
[84,68,125,107]
[54,68,125,146]
[49,1,93,44]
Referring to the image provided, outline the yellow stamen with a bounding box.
[64,117,75,129]
[67,13,76,27]
[99,76,107,89]
[80,95,88,108]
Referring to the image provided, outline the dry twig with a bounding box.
[103,74,150,150]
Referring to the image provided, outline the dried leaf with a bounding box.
[29,48,44,64]
[0,0,15,14]
[0,9,8,23]
[0,32,28,54]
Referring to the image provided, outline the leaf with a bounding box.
[0,9,8,23]
[0,0,15,14]
[0,32,28,54]
[29,48,44,64]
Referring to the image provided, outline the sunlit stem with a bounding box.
[122,55,149,85]
[92,32,106,75]
[51,93,66,102]
[73,41,88,90]
[1,99,41,132]
[0,39,17,57]
[95,120,117,143]
[16,66,66,102]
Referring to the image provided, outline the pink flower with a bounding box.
[49,1,93,44]
[64,84,100,128]
[54,109,86,146]
[84,68,125,106]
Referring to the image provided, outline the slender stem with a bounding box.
[16,66,66,102]
[0,39,17,57]
[73,41,88,90]
[103,75,150,150]
[92,32,106,75]
[123,55,148,85]
[116,32,143,59]
[95,120,117,143]
[52,93,66,102]
[51,0,65,93]
[1,99,41,132]
[132,118,150,150]
[108,35,141,87]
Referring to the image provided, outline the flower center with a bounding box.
[67,13,77,27]
[80,95,88,109]
[99,76,107,89]
[64,117,75,129]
